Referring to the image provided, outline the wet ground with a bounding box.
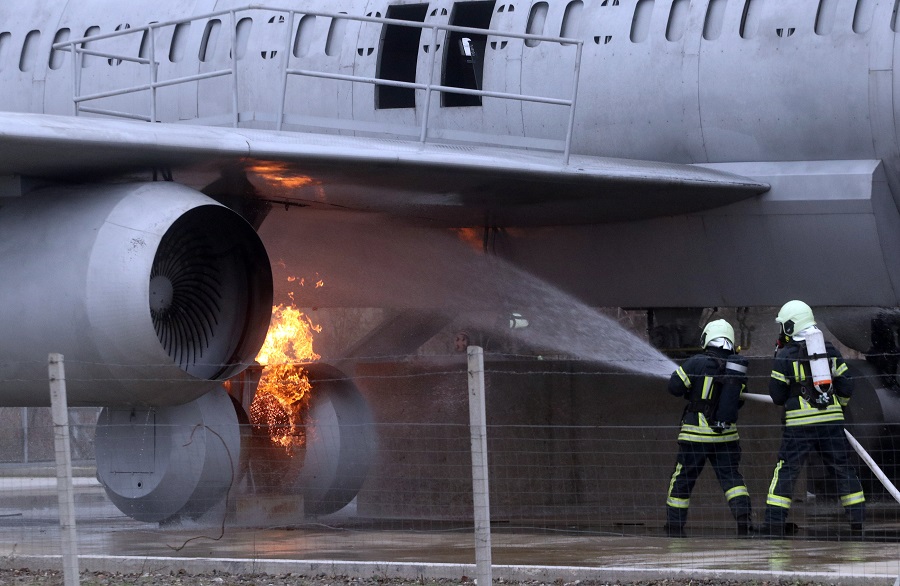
[0,477,899,585]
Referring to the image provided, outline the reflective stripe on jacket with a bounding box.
[668,348,746,443]
[769,340,853,427]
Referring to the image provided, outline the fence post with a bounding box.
[48,353,80,586]
[466,345,492,586]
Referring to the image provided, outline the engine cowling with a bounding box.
[0,181,272,407]
[94,385,242,523]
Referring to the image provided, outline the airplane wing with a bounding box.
[0,112,768,226]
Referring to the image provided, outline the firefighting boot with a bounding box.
[736,514,751,537]
[665,506,688,538]
[758,506,791,538]
[848,505,865,539]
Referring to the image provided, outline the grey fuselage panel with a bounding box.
[1,0,900,307]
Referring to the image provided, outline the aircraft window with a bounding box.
[199,19,221,62]
[493,3,513,50]
[703,0,728,40]
[815,0,838,35]
[443,1,495,107]
[169,22,190,62]
[49,28,71,70]
[739,0,763,39]
[262,15,285,59]
[82,26,101,68]
[293,15,316,58]
[893,0,900,32]
[561,1,584,41]
[139,23,158,60]
[231,18,252,60]
[359,12,381,56]
[326,13,348,57]
[630,0,654,43]
[853,0,875,34]
[601,0,620,5]
[376,3,427,109]
[19,30,40,73]
[109,24,131,65]
[0,32,8,70]
[526,2,549,47]
[666,0,690,41]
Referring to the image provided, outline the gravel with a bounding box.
[0,570,851,586]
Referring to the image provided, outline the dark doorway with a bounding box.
[443,1,495,107]
[377,3,429,109]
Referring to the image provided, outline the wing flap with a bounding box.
[0,112,769,225]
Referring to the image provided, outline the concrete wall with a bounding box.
[0,407,98,464]
[351,357,791,526]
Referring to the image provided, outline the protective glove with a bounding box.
[802,385,831,410]
[711,421,730,433]
[812,390,832,410]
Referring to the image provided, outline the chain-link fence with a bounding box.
[1,353,899,584]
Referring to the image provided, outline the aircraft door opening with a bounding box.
[377,4,428,109]
[443,1,495,107]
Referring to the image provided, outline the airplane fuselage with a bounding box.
[2,0,900,309]
[0,0,895,165]
[5,0,900,525]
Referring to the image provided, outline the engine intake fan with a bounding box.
[0,181,272,407]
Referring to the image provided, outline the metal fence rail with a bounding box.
[1,352,900,583]
[54,4,583,161]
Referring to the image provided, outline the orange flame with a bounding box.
[247,162,318,190]
[250,302,322,452]
[454,227,483,252]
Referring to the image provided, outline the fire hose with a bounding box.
[743,392,900,505]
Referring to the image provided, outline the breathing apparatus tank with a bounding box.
[715,354,748,425]
[776,300,833,408]
[805,326,833,394]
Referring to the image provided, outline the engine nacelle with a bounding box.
[94,386,242,523]
[818,307,900,356]
[834,360,900,496]
[0,182,272,407]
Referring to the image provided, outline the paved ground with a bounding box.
[1,476,899,586]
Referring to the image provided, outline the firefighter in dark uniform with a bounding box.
[760,300,865,538]
[664,319,752,537]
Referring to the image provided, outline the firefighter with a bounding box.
[760,300,865,538]
[664,319,752,538]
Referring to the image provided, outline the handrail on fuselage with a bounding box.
[54,4,583,163]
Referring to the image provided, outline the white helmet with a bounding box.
[776,300,816,337]
[701,319,735,349]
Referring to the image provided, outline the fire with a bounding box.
[247,161,318,189]
[250,303,322,452]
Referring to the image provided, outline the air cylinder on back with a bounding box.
[715,354,748,424]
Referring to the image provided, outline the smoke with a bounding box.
[260,210,676,377]
[456,254,677,377]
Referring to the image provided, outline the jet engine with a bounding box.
[241,362,376,517]
[802,308,900,493]
[92,361,375,524]
[0,181,273,522]
[0,181,273,406]
[94,385,242,523]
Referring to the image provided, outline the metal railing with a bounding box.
[54,4,584,161]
